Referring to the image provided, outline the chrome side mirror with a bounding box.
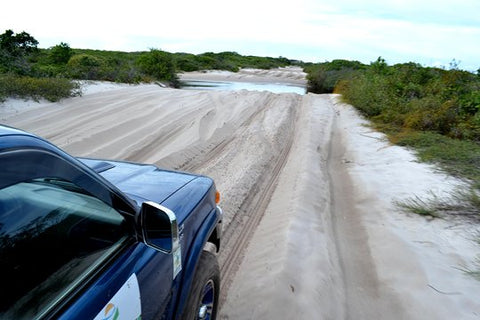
[141,201,179,253]
[141,201,182,278]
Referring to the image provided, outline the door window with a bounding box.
[0,178,130,319]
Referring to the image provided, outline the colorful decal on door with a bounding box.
[93,273,141,320]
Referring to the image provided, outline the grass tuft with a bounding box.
[460,257,480,281]
[395,194,443,218]
[396,187,480,220]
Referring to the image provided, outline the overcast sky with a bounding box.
[1,0,479,70]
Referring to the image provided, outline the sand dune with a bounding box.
[2,71,479,319]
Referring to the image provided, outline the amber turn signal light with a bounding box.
[215,191,221,204]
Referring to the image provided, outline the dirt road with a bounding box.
[2,77,480,318]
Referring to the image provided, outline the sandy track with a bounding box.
[217,95,298,300]
[328,107,406,318]
[2,80,480,319]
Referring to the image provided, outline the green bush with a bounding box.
[66,54,106,80]
[137,49,179,86]
[49,42,73,64]
[0,74,80,102]
[174,51,295,73]
[332,58,480,142]
[31,64,67,78]
[307,67,329,93]
[340,72,399,117]
[306,59,366,94]
[176,53,202,72]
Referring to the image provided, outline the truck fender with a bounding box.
[175,207,220,317]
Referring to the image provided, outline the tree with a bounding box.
[50,42,73,64]
[137,49,178,85]
[0,29,38,74]
[370,56,389,75]
[66,54,105,80]
[0,29,38,56]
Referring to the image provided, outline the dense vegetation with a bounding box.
[306,57,480,218]
[0,30,78,102]
[175,51,294,72]
[0,29,298,102]
[339,58,480,142]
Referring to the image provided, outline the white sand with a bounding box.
[331,95,480,319]
[1,69,479,319]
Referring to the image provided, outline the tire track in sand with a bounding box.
[176,93,277,173]
[215,99,298,305]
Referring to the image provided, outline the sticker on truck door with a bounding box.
[93,273,141,320]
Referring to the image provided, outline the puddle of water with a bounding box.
[181,80,306,95]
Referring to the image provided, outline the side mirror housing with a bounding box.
[141,201,182,278]
[141,201,179,253]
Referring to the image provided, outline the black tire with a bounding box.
[181,251,220,320]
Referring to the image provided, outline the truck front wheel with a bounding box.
[182,251,220,320]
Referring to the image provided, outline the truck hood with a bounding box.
[79,158,197,205]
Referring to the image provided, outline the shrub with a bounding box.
[176,53,202,72]
[49,42,73,64]
[340,72,398,117]
[307,67,329,93]
[174,51,294,73]
[66,54,106,80]
[137,49,178,86]
[0,74,80,102]
[333,58,480,141]
[306,59,365,94]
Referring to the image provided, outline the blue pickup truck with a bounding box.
[0,125,223,320]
